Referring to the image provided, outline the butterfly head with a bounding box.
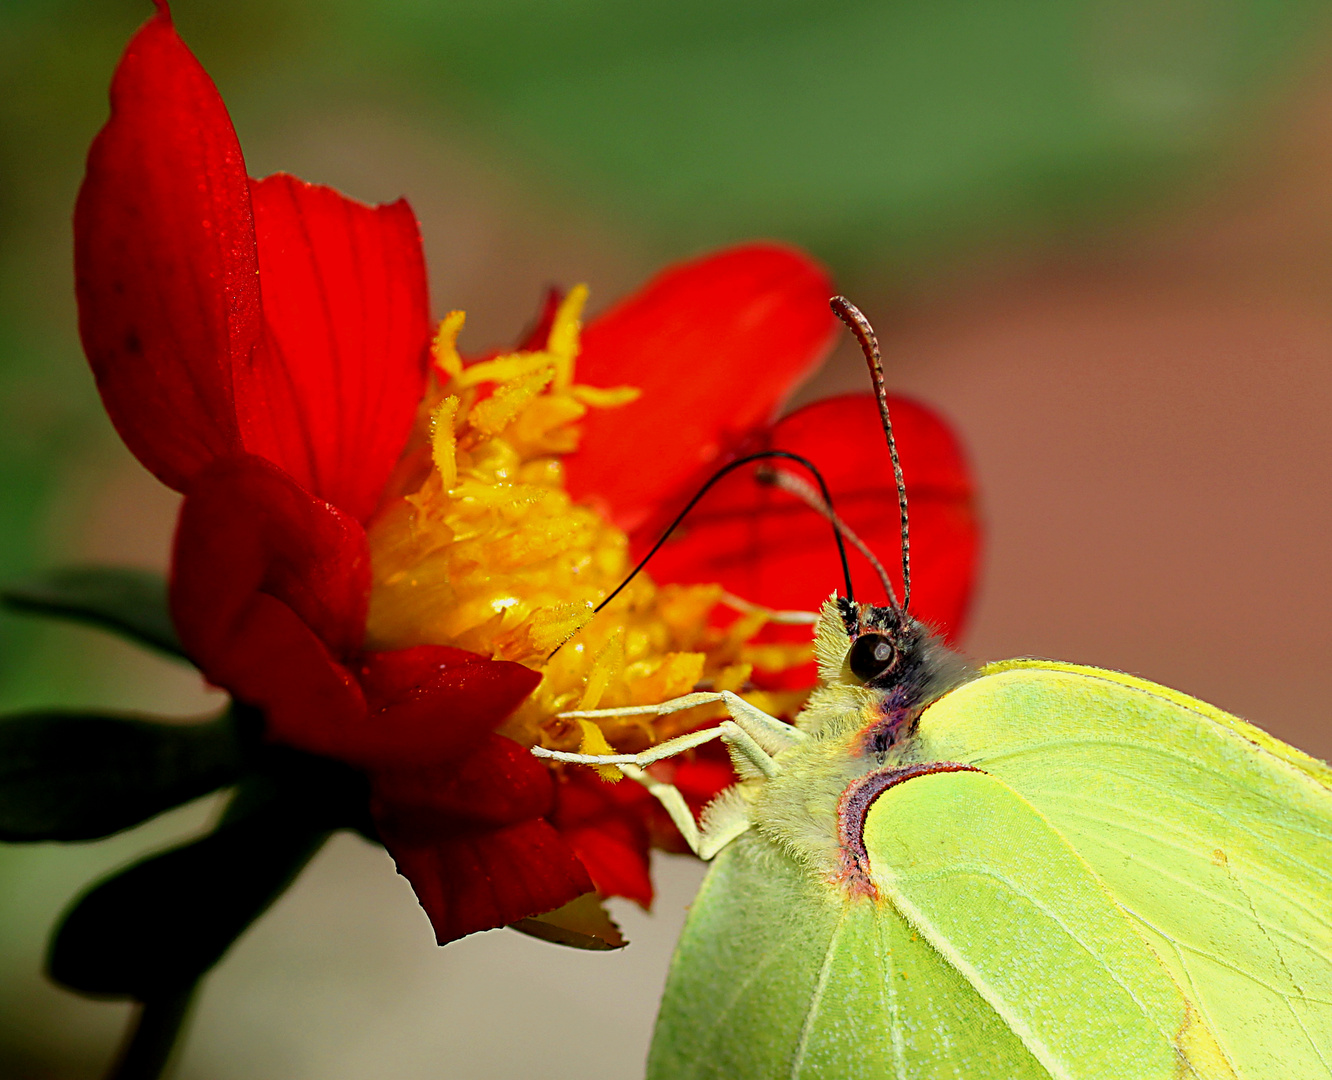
[834,596,973,736]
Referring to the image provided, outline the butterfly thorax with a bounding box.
[741,594,975,893]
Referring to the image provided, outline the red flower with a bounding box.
[76,4,979,942]
[77,4,585,941]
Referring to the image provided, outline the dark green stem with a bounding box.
[105,983,199,1080]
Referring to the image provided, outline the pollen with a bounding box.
[365,289,813,759]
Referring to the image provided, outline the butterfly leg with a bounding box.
[618,763,703,854]
[616,763,751,860]
[532,721,761,858]
[534,690,785,860]
[559,690,804,754]
[532,717,776,777]
[536,691,797,778]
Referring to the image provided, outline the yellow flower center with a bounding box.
[364,287,810,763]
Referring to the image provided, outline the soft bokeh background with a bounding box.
[4,1,1332,1076]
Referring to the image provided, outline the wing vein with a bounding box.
[1062,816,1332,961]
[788,909,847,1079]
[879,857,1200,1080]
[876,910,907,1080]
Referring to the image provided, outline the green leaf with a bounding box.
[0,711,242,841]
[2,565,186,660]
[48,785,331,998]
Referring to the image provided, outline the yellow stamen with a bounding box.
[470,366,555,436]
[574,719,624,782]
[431,311,466,378]
[570,384,641,409]
[580,632,625,711]
[365,292,811,767]
[546,285,587,390]
[454,352,550,389]
[430,396,460,491]
[713,663,752,694]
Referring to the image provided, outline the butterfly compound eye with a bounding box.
[849,633,899,682]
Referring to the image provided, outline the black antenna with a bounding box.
[547,450,852,660]
[830,296,910,613]
[594,450,853,617]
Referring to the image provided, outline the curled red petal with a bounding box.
[357,643,495,703]
[207,591,367,750]
[170,454,369,664]
[379,818,593,945]
[566,244,835,534]
[238,175,431,523]
[75,7,257,490]
[636,393,981,641]
[369,734,553,830]
[169,454,372,752]
[347,648,542,768]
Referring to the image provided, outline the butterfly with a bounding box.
[535,297,1332,1080]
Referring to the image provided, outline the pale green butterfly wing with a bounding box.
[914,661,1332,1079]
[650,767,1235,1077]
[648,828,1052,1079]
[863,768,1235,1078]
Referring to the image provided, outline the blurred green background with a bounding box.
[4,1,1332,1076]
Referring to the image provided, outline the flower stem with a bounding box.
[105,982,198,1080]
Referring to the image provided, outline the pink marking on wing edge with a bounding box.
[833,761,983,899]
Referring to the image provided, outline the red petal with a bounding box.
[370,734,553,829]
[237,174,431,523]
[75,8,257,491]
[170,454,372,752]
[357,643,499,701]
[561,824,654,907]
[636,394,981,641]
[379,818,593,944]
[553,771,655,906]
[348,648,541,768]
[566,244,835,533]
[205,591,368,749]
[170,454,369,662]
